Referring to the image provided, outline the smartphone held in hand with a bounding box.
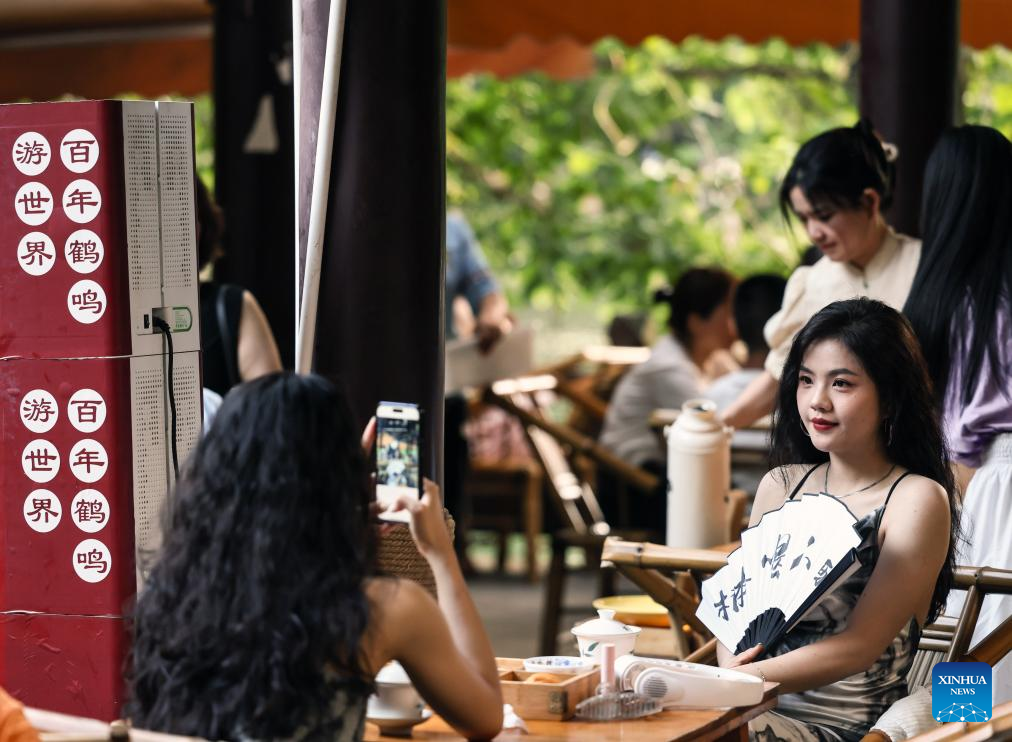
[375,402,421,523]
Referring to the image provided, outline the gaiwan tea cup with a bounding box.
[571,608,641,663]
[368,661,424,719]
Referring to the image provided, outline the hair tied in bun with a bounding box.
[653,286,675,304]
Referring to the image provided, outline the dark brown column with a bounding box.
[212,0,296,367]
[860,0,959,237]
[312,0,447,485]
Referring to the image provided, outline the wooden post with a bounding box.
[859,0,959,237]
[310,0,446,484]
[212,0,296,366]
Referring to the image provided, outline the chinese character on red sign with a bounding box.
[76,548,109,574]
[15,140,48,166]
[12,132,51,176]
[21,397,56,424]
[27,497,59,524]
[24,446,58,472]
[72,447,105,474]
[71,289,104,315]
[63,138,96,165]
[18,189,51,215]
[74,498,107,525]
[68,389,107,433]
[71,399,102,424]
[67,238,101,265]
[65,187,99,215]
[60,129,99,173]
[21,240,54,266]
[69,438,108,484]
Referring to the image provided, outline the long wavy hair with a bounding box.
[129,372,376,739]
[768,299,958,623]
[904,125,1012,407]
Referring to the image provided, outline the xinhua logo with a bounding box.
[932,661,992,723]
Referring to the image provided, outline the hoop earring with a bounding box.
[883,418,893,447]
[800,419,811,438]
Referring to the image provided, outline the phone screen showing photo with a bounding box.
[376,415,420,509]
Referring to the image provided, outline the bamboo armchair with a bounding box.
[896,700,1012,741]
[483,374,656,655]
[601,538,1012,676]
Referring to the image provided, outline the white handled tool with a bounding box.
[614,656,764,709]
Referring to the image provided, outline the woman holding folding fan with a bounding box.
[714,299,959,742]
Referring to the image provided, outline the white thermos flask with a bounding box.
[663,399,732,548]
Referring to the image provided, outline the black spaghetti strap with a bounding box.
[875,471,912,531]
[788,463,824,500]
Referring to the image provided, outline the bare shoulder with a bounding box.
[362,577,439,673]
[882,473,950,524]
[365,576,436,622]
[751,464,817,524]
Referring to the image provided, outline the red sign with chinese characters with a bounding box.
[0,101,130,358]
[0,358,135,616]
[0,99,203,719]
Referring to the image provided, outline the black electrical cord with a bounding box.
[152,316,179,479]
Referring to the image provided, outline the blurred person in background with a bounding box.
[904,125,1012,704]
[705,274,787,498]
[705,273,788,414]
[195,177,282,397]
[599,267,736,529]
[721,119,921,430]
[444,213,513,567]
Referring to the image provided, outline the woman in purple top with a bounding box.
[905,125,1012,704]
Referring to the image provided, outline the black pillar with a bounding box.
[212,0,296,367]
[860,0,959,236]
[312,0,446,484]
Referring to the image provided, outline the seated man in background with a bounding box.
[705,273,787,414]
[444,213,512,566]
[704,273,786,498]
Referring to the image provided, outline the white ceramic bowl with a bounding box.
[369,661,424,720]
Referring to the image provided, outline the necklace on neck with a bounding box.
[822,462,896,499]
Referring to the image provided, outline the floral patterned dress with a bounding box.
[750,467,920,742]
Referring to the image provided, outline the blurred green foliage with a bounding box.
[963,45,1012,135]
[184,38,1012,319]
[192,94,215,191]
[446,36,859,316]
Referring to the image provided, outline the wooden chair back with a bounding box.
[546,346,649,438]
[905,566,1012,691]
[483,375,658,534]
[884,700,1012,741]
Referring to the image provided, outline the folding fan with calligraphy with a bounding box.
[695,493,863,655]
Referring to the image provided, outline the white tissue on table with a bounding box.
[501,703,529,733]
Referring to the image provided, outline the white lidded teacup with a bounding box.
[571,608,641,663]
[367,661,424,720]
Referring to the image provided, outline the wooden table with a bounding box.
[365,684,777,741]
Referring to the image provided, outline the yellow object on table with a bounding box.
[592,595,670,628]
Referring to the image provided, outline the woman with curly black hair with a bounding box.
[129,373,502,741]
[717,299,959,741]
